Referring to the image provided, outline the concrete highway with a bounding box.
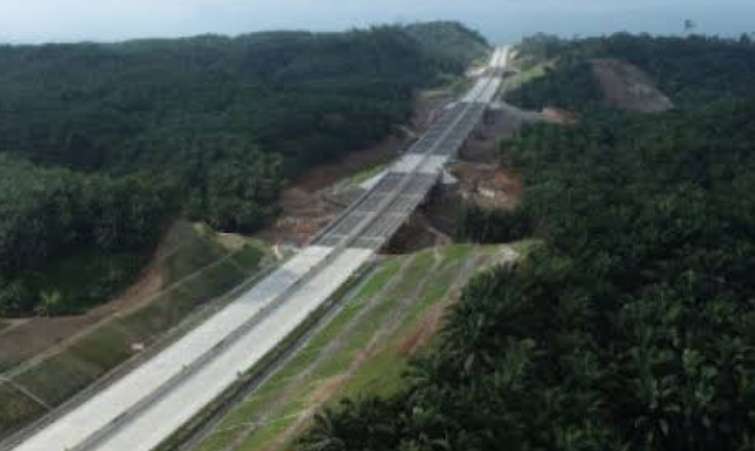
[9,46,509,451]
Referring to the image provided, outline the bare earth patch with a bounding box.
[256,86,457,247]
[416,99,535,238]
[591,58,674,113]
[451,162,523,210]
[541,107,579,125]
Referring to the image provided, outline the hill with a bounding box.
[0,22,489,317]
[404,21,490,68]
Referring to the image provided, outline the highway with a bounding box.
[9,46,509,451]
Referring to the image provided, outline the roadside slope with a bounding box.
[193,244,519,451]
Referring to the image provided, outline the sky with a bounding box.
[0,0,753,44]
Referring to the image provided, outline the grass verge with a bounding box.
[193,244,507,451]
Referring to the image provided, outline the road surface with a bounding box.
[9,46,509,451]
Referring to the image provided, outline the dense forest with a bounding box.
[0,22,489,316]
[300,34,755,450]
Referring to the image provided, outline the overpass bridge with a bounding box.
[8,46,509,451]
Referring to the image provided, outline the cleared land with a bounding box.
[591,58,674,112]
[192,243,518,451]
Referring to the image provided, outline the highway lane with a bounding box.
[83,248,374,451]
[11,245,337,451]
[9,46,509,451]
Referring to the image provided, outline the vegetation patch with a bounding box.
[506,57,602,112]
[349,164,388,187]
[0,157,174,317]
[21,249,149,316]
[503,61,551,92]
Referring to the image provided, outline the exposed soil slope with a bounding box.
[257,85,457,247]
[591,58,674,112]
[451,163,523,210]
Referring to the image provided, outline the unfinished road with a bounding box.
[9,46,509,451]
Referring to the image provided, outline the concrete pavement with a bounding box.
[10,46,509,451]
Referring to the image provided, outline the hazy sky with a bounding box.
[1,0,753,44]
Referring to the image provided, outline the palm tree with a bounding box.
[300,409,346,451]
[36,290,63,317]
